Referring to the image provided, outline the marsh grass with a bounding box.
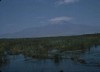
[0,33,100,59]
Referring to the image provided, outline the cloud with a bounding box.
[56,0,79,5]
[49,16,72,24]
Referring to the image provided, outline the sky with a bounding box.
[0,0,100,36]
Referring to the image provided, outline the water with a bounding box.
[0,46,100,72]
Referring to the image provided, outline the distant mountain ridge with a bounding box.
[0,22,100,38]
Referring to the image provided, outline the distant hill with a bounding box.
[0,22,100,38]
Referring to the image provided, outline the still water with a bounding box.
[0,46,100,72]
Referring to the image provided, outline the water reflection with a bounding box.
[0,46,100,72]
[69,46,100,67]
[0,52,9,68]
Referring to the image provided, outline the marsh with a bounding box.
[0,34,100,72]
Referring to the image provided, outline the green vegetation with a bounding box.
[0,33,100,59]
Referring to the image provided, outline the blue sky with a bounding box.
[0,0,100,35]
